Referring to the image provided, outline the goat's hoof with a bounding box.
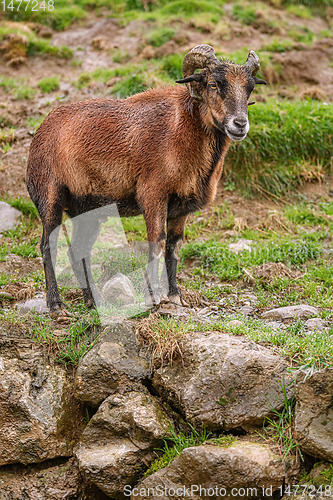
[144,288,169,307]
[168,295,190,308]
[168,294,181,305]
[50,303,72,320]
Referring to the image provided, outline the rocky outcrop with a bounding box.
[74,322,151,406]
[295,368,333,461]
[152,332,294,430]
[0,457,109,500]
[0,350,82,466]
[134,440,286,500]
[76,390,171,498]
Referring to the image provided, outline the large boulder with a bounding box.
[152,332,294,431]
[0,350,82,466]
[0,457,109,500]
[294,368,333,461]
[74,321,151,406]
[132,440,286,499]
[76,390,171,498]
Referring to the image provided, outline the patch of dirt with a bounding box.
[273,42,333,90]
[0,254,43,277]
[252,262,302,284]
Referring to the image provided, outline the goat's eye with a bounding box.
[209,85,217,90]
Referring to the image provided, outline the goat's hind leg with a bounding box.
[143,205,169,307]
[67,215,102,309]
[38,194,69,317]
[165,215,187,306]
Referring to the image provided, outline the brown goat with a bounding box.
[26,45,266,318]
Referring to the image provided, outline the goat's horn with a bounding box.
[244,50,260,76]
[182,44,219,78]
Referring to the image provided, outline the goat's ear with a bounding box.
[176,72,207,99]
[176,73,205,84]
[254,76,267,85]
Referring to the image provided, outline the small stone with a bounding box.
[228,239,253,254]
[18,298,48,314]
[228,320,243,327]
[240,305,254,315]
[0,291,14,300]
[102,273,135,306]
[305,317,324,331]
[158,303,190,318]
[0,201,21,233]
[261,304,319,321]
[267,321,286,331]
[53,329,69,337]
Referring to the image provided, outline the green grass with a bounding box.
[27,115,45,133]
[286,4,312,18]
[181,238,321,281]
[0,76,36,100]
[146,27,175,47]
[38,76,60,93]
[257,376,301,458]
[27,39,73,59]
[143,423,233,477]
[0,197,41,260]
[262,38,297,53]
[214,316,333,371]
[4,197,39,219]
[233,3,257,25]
[225,100,333,197]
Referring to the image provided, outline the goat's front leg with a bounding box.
[143,204,169,307]
[164,215,187,305]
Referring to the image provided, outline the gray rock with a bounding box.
[134,440,286,499]
[228,320,243,328]
[18,297,48,314]
[295,368,333,461]
[240,305,254,315]
[76,391,171,498]
[228,239,253,254]
[0,201,21,233]
[74,321,151,406]
[305,318,324,331]
[0,354,81,465]
[0,457,108,500]
[261,304,319,321]
[267,321,287,330]
[153,332,294,431]
[102,272,135,305]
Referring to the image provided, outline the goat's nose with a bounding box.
[233,117,248,129]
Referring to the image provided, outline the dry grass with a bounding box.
[178,284,207,307]
[257,211,294,234]
[136,312,195,368]
[2,281,35,300]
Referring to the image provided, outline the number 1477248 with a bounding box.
[1,0,54,11]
